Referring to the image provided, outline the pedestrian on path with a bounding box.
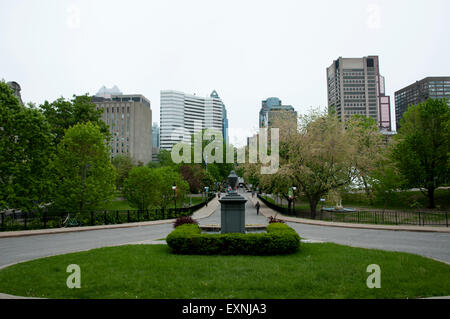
[255,201,260,215]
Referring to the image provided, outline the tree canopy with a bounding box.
[0,81,55,211]
[50,122,116,212]
[40,94,109,145]
[391,98,450,208]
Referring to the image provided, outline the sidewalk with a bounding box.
[0,197,220,239]
[249,196,450,233]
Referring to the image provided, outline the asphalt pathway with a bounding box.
[0,191,449,268]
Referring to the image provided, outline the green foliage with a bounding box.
[124,165,189,209]
[123,166,161,210]
[166,223,300,255]
[392,98,450,208]
[50,122,116,212]
[111,154,135,191]
[0,81,55,211]
[156,166,190,208]
[40,94,110,145]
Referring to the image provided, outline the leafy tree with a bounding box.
[123,166,161,210]
[274,110,354,218]
[0,81,55,211]
[346,115,386,204]
[111,154,135,191]
[371,157,405,209]
[40,94,109,145]
[51,122,116,212]
[179,164,206,193]
[391,98,450,208]
[155,166,189,209]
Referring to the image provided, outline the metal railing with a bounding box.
[0,194,216,232]
[257,194,449,227]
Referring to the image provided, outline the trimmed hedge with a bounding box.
[166,223,300,255]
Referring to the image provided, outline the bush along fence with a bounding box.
[257,194,449,227]
[0,193,216,232]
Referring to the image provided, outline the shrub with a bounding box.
[173,216,199,228]
[166,223,300,255]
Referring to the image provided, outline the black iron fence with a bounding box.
[257,194,449,227]
[0,194,216,232]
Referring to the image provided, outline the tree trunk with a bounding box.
[362,176,373,206]
[427,187,436,209]
[309,200,318,219]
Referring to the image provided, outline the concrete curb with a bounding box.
[0,197,220,239]
[250,196,450,233]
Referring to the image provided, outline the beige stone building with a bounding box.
[92,86,152,164]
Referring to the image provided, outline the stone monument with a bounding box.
[219,171,247,234]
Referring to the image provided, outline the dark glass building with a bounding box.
[395,77,450,129]
[259,97,297,128]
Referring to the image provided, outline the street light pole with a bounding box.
[292,186,297,214]
[172,183,177,210]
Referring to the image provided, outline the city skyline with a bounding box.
[1,0,450,146]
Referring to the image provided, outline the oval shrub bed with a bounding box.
[166,223,300,255]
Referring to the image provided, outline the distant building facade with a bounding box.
[259,97,297,128]
[92,86,152,164]
[395,77,450,129]
[152,122,160,162]
[152,122,160,149]
[327,56,392,131]
[160,90,226,151]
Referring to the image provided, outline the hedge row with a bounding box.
[166,223,300,255]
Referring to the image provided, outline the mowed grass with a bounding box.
[0,243,449,299]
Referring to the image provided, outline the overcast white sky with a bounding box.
[1,0,449,146]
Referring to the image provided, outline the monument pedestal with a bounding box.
[219,193,247,234]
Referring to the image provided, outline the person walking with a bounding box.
[255,201,260,215]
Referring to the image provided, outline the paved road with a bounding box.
[0,191,449,268]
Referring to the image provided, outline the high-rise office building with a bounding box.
[92,86,152,164]
[152,122,160,162]
[327,56,392,131]
[160,90,226,151]
[259,97,297,128]
[152,122,160,149]
[395,77,450,129]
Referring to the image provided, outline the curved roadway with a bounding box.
[0,192,449,268]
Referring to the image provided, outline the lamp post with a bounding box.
[172,183,177,210]
[292,186,297,214]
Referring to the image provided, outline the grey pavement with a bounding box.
[199,192,267,226]
[0,191,450,270]
[285,222,450,264]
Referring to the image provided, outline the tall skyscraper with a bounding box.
[259,97,297,128]
[327,56,392,131]
[92,86,152,164]
[395,77,450,129]
[160,90,226,151]
[152,122,160,149]
[152,122,160,162]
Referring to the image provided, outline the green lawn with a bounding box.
[0,243,449,299]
